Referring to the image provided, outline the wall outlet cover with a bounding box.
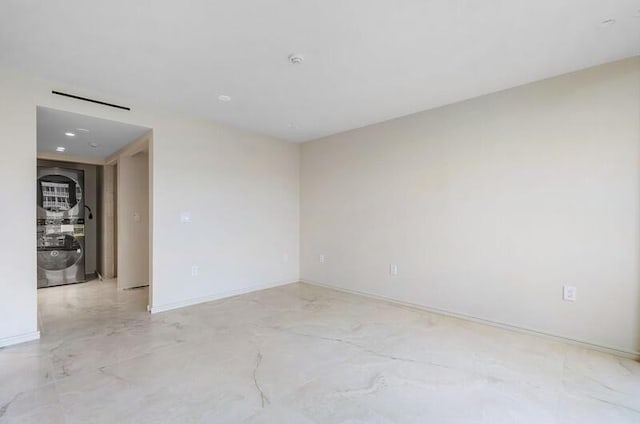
[563,285,576,302]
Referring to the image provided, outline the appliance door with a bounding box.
[37,223,86,288]
[37,167,84,221]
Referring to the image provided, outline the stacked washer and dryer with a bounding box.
[37,167,87,288]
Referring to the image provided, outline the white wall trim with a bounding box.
[37,152,106,165]
[105,130,152,164]
[150,279,298,314]
[0,331,40,348]
[301,279,640,361]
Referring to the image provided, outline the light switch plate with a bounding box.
[563,285,576,302]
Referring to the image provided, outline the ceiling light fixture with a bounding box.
[76,128,90,132]
[65,132,76,137]
[288,54,304,65]
[600,18,616,26]
[89,142,99,148]
[218,95,231,102]
[56,146,66,152]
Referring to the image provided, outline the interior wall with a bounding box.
[96,165,103,276]
[301,57,640,355]
[117,151,149,289]
[0,66,300,346]
[100,164,116,278]
[0,70,38,346]
[114,164,118,276]
[151,121,300,311]
[37,160,98,276]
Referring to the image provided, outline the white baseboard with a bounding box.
[0,331,40,348]
[301,279,640,361]
[150,279,298,314]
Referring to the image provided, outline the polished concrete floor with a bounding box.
[0,280,639,423]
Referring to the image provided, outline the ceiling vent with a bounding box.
[51,91,131,111]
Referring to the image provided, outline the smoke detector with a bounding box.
[288,54,304,65]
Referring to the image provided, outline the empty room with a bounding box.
[0,1,639,423]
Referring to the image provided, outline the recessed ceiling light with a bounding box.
[218,95,231,102]
[56,146,66,152]
[65,132,76,137]
[76,128,90,132]
[88,142,99,148]
[600,18,616,26]
[288,54,304,65]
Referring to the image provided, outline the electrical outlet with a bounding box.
[319,254,325,264]
[563,285,576,302]
[191,265,199,277]
[389,264,398,276]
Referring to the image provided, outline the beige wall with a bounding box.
[0,66,300,346]
[301,57,640,355]
[117,151,149,289]
[0,71,38,346]
[151,120,300,311]
[100,164,116,279]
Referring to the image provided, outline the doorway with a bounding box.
[35,106,153,318]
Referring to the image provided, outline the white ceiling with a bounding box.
[3,1,640,142]
[37,107,150,158]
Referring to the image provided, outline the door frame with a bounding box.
[36,128,154,311]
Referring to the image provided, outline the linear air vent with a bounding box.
[51,91,131,111]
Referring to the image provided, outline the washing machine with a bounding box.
[37,167,86,288]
